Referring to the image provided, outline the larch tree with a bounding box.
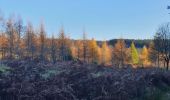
[130,42,139,65]
[58,28,67,61]
[0,33,8,59]
[39,22,46,61]
[101,41,111,65]
[148,41,157,66]
[88,38,99,64]
[82,31,88,62]
[25,22,37,59]
[140,45,149,67]
[6,18,15,58]
[50,34,57,64]
[74,40,82,60]
[70,43,77,59]
[112,39,127,67]
[58,28,72,61]
[14,16,23,59]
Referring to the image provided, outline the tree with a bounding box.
[5,18,15,58]
[82,31,88,62]
[154,23,170,70]
[39,22,46,61]
[25,22,37,59]
[50,34,57,64]
[58,28,72,61]
[154,32,163,67]
[0,33,8,59]
[140,45,149,67]
[70,43,77,59]
[112,39,128,67]
[72,40,83,60]
[88,38,99,64]
[101,41,111,65]
[14,16,23,59]
[131,42,139,65]
[148,42,157,66]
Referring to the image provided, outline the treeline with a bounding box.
[0,16,152,67]
[0,14,169,70]
[108,39,151,48]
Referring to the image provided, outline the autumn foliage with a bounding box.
[0,14,163,68]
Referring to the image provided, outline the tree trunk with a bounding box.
[166,60,169,71]
[157,52,159,67]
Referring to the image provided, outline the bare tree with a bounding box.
[154,23,170,70]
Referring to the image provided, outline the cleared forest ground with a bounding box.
[0,60,170,100]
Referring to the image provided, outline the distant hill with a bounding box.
[108,39,152,48]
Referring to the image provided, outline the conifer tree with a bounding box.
[82,31,88,62]
[101,41,111,65]
[130,42,139,65]
[140,45,149,66]
[70,43,77,59]
[50,34,57,64]
[0,33,8,59]
[25,22,37,59]
[39,22,46,61]
[6,18,15,58]
[58,28,72,61]
[14,16,23,59]
[148,42,157,66]
[88,38,99,64]
[112,39,127,67]
[74,40,82,60]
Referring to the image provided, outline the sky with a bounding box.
[0,0,170,40]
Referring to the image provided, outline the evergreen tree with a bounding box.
[131,42,139,65]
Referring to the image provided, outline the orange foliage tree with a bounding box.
[0,33,8,59]
[101,41,111,65]
[113,39,128,67]
[140,45,150,67]
[88,38,99,64]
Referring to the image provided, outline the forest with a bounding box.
[0,15,168,69]
[1,7,170,100]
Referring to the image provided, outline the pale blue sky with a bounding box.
[0,0,170,40]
